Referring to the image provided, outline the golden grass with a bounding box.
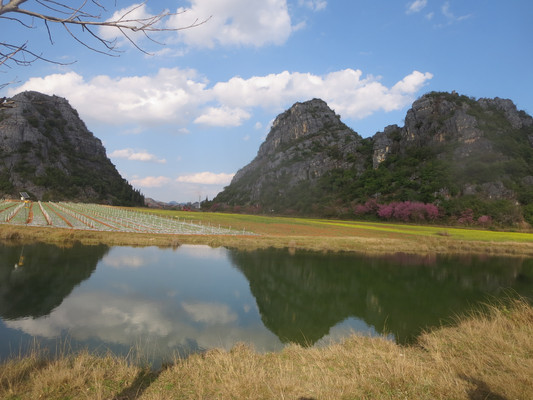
[1,299,532,399]
[1,209,533,256]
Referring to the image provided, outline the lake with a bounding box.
[1,242,532,365]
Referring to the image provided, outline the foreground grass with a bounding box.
[1,299,532,399]
[1,209,532,256]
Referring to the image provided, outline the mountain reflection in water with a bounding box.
[229,249,533,344]
[0,243,531,365]
[0,242,109,319]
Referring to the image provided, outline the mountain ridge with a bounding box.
[213,91,533,226]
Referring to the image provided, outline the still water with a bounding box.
[1,243,532,364]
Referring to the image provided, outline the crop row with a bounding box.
[0,201,249,235]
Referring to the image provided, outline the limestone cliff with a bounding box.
[215,99,367,209]
[213,92,533,224]
[0,91,143,205]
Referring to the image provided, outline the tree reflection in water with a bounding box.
[0,243,109,320]
[230,249,533,344]
[0,243,531,366]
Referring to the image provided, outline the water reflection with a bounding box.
[0,243,531,365]
[229,249,533,344]
[2,245,281,362]
[0,242,109,319]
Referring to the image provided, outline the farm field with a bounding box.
[1,200,532,256]
[0,200,246,235]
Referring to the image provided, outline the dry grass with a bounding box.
[1,299,532,399]
[1,217,533,257]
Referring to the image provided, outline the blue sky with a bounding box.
[2,0,532,202]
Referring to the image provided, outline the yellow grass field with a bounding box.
[1,206,532,256]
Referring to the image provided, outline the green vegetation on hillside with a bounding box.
[213,92,533,227]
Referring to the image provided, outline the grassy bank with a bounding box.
[1,209,532,256]
[1,299,532,399]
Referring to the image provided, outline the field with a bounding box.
[1,200,532,256]
[0,200,247,235]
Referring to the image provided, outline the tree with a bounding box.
[0,0,209,89]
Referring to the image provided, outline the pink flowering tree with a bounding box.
[477,215,492,227]
[458,209,474,225]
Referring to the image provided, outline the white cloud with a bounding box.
[406,0,427,14]
[299,0,327,12]
[194,106,251,127]
[110,148,166,164]
[99,3,155,43]
[167,0,293,48]
[130,176,171,188]
[391,71,434,94]
[176,172,235,185]
[9,68,208,127]
[10,68,433,129]
[211,69,433,119]
[441,2,471,23]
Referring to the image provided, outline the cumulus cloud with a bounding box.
[110,148,166,163]
[176,172,235,185]
[130,176,171,188]
[9,68,208,127]
[10,67,432,129]
[167,0,293,48]
[406,0,427,14]
[194,106,251,127]
[211,69,433,119]
[391,71,434,93]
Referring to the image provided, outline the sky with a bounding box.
[2,0,532,203]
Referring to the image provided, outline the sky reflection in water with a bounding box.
[0,243,531,364]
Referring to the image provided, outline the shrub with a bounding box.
[477,215,492,227]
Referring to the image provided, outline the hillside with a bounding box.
[213,92,533,225]
[0,91,144,206]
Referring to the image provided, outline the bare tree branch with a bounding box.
[0,41,73,67]
[0,0,210,76]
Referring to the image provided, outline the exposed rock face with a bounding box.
[373,93,531,166]
[214,92,533,219]
[0,91,143,205]
[371,92,533,201]
[217,99,365,206]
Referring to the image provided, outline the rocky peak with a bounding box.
[0,91,143,205]
[257,98,344,158]
[372,91,531,168]
[219,98,363,206]
[1,91,105,159]
[478,97,533,129]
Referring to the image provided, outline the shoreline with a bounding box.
[1,222,533,257]
[1,299,531,399]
